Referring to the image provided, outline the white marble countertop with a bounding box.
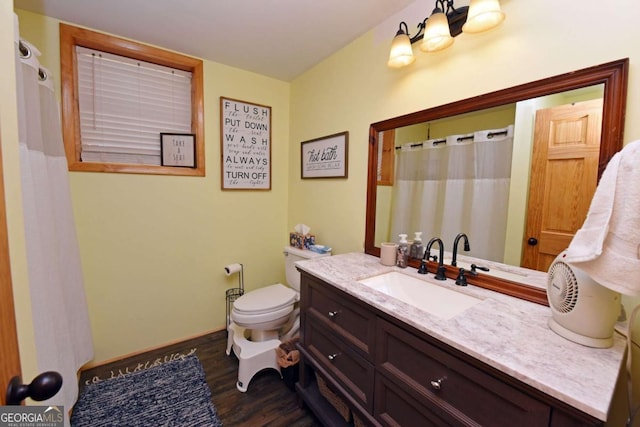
[295,252,626,421]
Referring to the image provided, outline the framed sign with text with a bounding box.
[160,133,196,168]
[301,131,349,179]
[220,97,272,190]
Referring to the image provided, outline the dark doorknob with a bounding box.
[6,372,63,405]
[527,237,538,246]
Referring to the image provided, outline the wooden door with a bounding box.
[521,99,603,272]
[0,128,22,405]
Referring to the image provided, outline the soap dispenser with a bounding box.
[410,232,423,260]
[396,234,409,268]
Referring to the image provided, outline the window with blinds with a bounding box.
[60,23,205,176]
[76,46,192,165]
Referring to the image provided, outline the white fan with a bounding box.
[547,252,621,348]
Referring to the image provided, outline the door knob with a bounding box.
[527,237,538,246]
[6,372,63,405]
[430,377,445,390]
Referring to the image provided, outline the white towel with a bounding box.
[564,140,640,296]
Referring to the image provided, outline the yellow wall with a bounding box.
[14,9,291,362]
[7,0,640,375]
[395,122,428,144]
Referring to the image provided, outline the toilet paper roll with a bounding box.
[380,242,398,266]
[224,263,242,276]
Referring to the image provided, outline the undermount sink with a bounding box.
[358,271,482,319]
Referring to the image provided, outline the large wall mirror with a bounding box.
[365,59,629,305]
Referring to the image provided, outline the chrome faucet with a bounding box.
[452,233,470,267]
[418,237,447,280]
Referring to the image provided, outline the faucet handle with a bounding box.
[455,265,484,286]
[470,264,490,274]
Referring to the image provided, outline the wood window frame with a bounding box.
[60,23,205,176]
[377,129,395,186]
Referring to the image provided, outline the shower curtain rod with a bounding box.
[395,129,509,150]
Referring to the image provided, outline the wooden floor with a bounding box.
[78,330,321,427]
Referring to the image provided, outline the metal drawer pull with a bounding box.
[430,378,444,390]
[327,353,340,361]
[328,310,340,318]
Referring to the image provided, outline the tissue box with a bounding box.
[289,232,315,249]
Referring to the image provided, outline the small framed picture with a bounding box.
[160,133,196,168]
[301,131,349,179]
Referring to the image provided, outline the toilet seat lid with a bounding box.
[233,283,297,314]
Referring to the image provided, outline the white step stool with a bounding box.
[226,321,282,392]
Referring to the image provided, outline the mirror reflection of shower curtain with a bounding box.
[390,126,513,262]
[15,28,93,418]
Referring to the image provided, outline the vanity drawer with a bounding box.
[307,318,375,412]
[376,319,550,426]
[375,372,458,426]
[304,274,376,359]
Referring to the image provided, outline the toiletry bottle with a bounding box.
[396,234,409,268]
[411,231,423,259]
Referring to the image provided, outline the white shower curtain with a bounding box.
[390,126,514,262]
[15,22,93,417]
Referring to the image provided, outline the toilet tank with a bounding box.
[284,246,330,292]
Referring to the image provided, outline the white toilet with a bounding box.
[225,246,330,392]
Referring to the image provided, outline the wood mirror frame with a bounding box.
[365,58,629,305]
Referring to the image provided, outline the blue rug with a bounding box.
[71,354,222,426]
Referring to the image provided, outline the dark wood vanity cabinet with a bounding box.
[297,271,603,427]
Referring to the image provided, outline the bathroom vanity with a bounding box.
[295,253,625,426]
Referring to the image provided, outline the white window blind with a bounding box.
[76,46,192,165]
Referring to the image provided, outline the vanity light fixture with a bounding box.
[387,0,505,68]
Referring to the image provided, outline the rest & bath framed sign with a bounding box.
[301,131,349,179]
[220,97,272,190]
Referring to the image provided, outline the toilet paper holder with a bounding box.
[224,263,244,326]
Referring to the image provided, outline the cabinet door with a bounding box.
[376,319,551,427]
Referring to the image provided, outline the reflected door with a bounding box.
[522,99,603,272]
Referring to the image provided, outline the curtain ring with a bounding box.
[18,40,31,59]
[38,68,47,82]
